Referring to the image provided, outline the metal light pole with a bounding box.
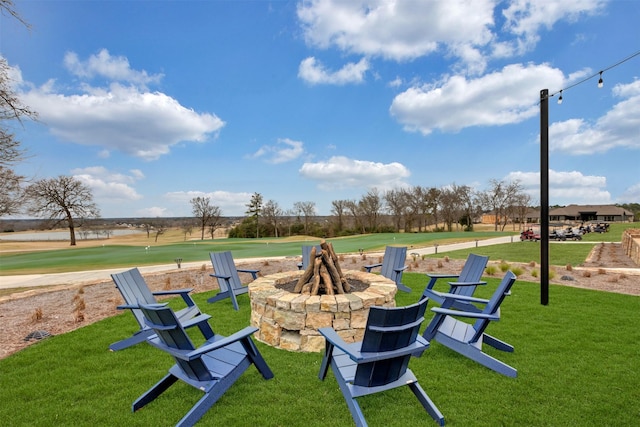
[540,89,550,305]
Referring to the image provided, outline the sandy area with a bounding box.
[1,244,638,359]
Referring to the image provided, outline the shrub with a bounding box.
[529,261,536,267]
[485,265,497,276]
[499,262,510,272]
[437,260,443,268]
[511,266,524,277]
[582,270,592,278]
[566,264,573,271]
[531,269,538,278]
[598,268,607,275]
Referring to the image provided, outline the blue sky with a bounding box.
[2,0,639,218]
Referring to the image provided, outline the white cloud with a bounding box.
[299,156,410,191]
[297,1,606,74]
[164,190,253,216]
[71,166,144,201]
[297,0,494,64]
[136,206,168,217]
[390,63,565,134]
[501,0,607,54]
[249,138,304,163]
[618,182,640,203]
[63,49,163,88]
[20,51,225,161]
[298,57,369,85]
[506,169,611,205]
[550,79,640,154]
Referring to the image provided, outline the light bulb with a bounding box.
[598,71,603,88]
[557,90,563,105]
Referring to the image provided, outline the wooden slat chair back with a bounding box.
[110,268,214,351]
[208,251,259,310]
[297,244,322,270]
[364,246,411,293]
[319,298,444,426]
[422,253,489,312]
[132,303,274,427]
[423,270,518,377]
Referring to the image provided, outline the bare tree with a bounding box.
[385,188,409,232]
[262,199,283,237]
[190,196,222,240]
[477,179,523,231]
[359,188,383,232]
[293,201,316,235]
[25,176,100,246]
[345,199,365,234]
[330,199,349,233]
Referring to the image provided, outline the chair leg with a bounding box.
[240,337,274,379]
[228,290,240,311]
[483,333,514,352]
[176,391,221,427]
[132,373,178,412]
[109,329,153,351]
[408,381,445,426]
[318,342,334,380]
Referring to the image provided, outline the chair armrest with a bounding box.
[152,288,197,306]
[447,281,487,287]
[431,306,500,321]
[117,302,167,310]
[237,269,259,280]
[438,292,490,305]
[152,288,194,296]
[210,273,232,280]
[394,265,408,273]
[180,313,212,329]
[187,326,259,360]
[364,263,382,272]
[319,327,363,361]
[426,273,459,280]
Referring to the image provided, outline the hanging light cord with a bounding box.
[547,49,640,100]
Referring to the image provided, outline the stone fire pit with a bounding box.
[248,270,397,352]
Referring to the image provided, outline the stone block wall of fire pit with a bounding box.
[248,270,397,352]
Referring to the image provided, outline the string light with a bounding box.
[546,49,640,103]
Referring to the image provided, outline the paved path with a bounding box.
[2,235,637,290]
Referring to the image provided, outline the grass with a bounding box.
[1,273,639,426]
[0,230,515,275]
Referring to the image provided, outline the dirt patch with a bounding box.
[1,247,638,359]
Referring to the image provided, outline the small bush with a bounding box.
[582,270,592,278]
[262,260,270,266]
[31,307,43,323]
[529,261,536,267]
[485,265,497,276]
[598,268,607,275]
[444,256,450,263]
[549,269,556,280]
[511,266,524,277]
[499,262,510,272]
[531,269,538,278]
[437,260,443,268]
[566,264,573,271]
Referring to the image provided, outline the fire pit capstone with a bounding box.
[248,269,397,352]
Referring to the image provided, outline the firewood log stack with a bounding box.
[293,240,351,295]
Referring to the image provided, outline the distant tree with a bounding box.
[330,199,349,234]
[190,196,222,240]
[293,201,316,235]
[262,199,283,237]
[245,192,263,238]
[359,188,383,232]
[477,179,522,231]
[24,176,100,246]
[181,221,194,241]
[384,188,409,232]
[154,222,166,242]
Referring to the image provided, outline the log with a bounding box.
[310,257,322,295]
[319,266,334,295]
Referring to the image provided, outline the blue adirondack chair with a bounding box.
[110,267,215,351]
[297,244,322,270]
[208,251,259,310]
[364,246,411,292]
[422,253,489,312]
[422,270,518,377]
[132,303,274,427]
[318,298,445,427]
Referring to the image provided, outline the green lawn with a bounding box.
[1,273,638,426]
